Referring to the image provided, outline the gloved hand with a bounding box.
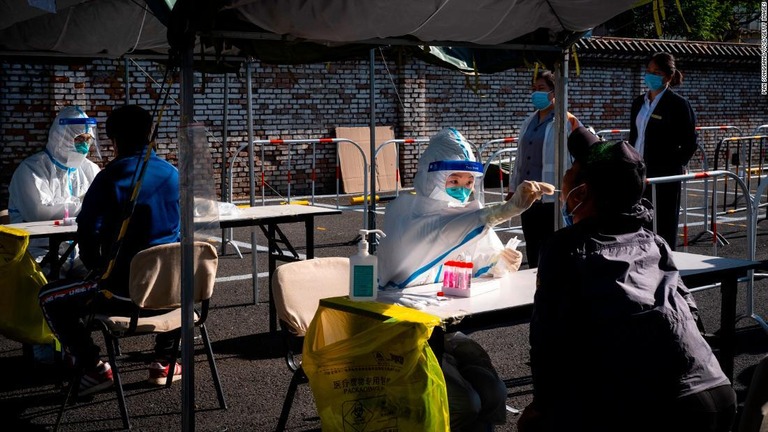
[490,247,523,277]
[483,181,555,227]
[500,248,522,272]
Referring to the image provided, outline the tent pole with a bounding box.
[368,48,377,251]
[179,43,196,432]
[124,58,130,104]
[220,73,230,255]
[247,60,255,207]
[223,73,229,205]
[246,60,259,304]
[553,49,569,230]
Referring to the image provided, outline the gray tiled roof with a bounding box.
[574,36,760,63]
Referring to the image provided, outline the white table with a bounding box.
[4,220,78,278]
[217,205,342,333]
[372,251,761,380]
[4,220,78,238]
[5,205,343,334]
[377,270,535,325]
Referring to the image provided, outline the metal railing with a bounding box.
[481,147,519,204]
[713,135,768,212]
[646,170,753,255]
[374,138,430,198]
[477,137,518,163]
[227,138,370,229]
[595,129,629,141]
[748,175,768,332]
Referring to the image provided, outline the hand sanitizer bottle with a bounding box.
[349,229,386,301]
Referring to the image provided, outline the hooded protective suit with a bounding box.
[378,128,550,289]
[7,106,101,271]
[9,106,101,224]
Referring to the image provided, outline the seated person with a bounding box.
[518,127,736,432]
[40,105,182,395]
[377,128,553,431]
[8,106,101,276]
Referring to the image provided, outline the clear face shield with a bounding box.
[427,160,485,206]
[56,117,101,167]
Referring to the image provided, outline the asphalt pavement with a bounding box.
[3,182,768,432]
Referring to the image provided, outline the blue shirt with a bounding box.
[77,150,180,296]
[516,111,554,183]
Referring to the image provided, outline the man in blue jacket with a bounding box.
[42,105,182,396]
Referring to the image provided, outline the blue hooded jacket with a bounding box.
[77,149,180,296]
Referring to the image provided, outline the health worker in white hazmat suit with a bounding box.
[378,127,554,289]
[8,106,101,272]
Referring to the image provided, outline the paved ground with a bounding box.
[3,180,768,431]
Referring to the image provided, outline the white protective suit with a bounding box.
[7,106,101,269]
[378,128,550,289]
[8,106,101,223]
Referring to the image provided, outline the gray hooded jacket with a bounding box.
[530,203,729,430]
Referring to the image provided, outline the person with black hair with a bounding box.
[509,69,582,268]
[40,105,182,396]
[629,52,697,250]
[518,127,735,432]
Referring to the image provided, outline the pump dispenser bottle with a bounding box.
[349,229,386,301]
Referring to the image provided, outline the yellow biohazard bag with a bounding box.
[0,226,55,344]
[302,297,450,432]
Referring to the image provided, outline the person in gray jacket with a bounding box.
[518,127,735,432]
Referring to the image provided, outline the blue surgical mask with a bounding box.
[531,91,552,110]
[560,184,585,227]
[644,73,665,91]
[446,186,472,203]
[74,142,90,155]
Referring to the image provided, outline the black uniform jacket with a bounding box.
[629,89,697,178]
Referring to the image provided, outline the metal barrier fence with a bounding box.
[647,171,763,331]
[477,137,518,164]
[713,135,768,212]
[646,170,753,256]
[226,137,370,228]
[749,176,768,332]
[374,138,430,198]
[757,125,768,135]
[595,126,743,246]
[691,126,742,172]
[476,138,518,203]
[481,147,519,204]
[679,127,737,244]
[595,129,629,141]
[595,126,742,172]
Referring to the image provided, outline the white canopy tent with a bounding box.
[2,1,639,429]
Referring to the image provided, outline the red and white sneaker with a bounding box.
[79,361,114,396]
[147,361,182,386]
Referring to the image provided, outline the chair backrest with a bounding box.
[272,257,349,337]
[0,209,9,225]
[128,241,218,309]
